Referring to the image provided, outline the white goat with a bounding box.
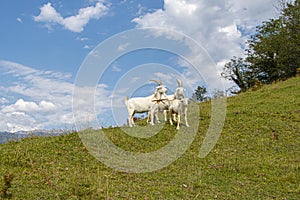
[149,97,170,125]
[174,79,185,100]
[163,79,185,121]
[125,80,168,127]
[146,94,175,123]
[146,79,183,124]
[168,97,189,130]
[168,80,189,129]
[149,79,189,129]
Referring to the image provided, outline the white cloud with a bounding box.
[77,37,89,41]
[117,42,130,52]
[0,60,112,132]
[112,65,121,72]
[17,17,23,23]
[72,83,112,129]
[154,72,177,85]
[83,44,93,49]
[165,0,197,16]
[129,76,141,83]
[133,0,278,89]
[34,3,63,24]
[136,4,147,16]
[0,97,9,104]
[2,113,38,133]
[2,99,56,113]
[134,0,277,61]
[34,1,109,32]
[0,111,44,133]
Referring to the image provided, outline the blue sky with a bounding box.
[0,0,279,132]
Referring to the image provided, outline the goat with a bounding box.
[174,79,185,100]
[149,79,188,128]
[168,97,189,130]
[162,79,185,121]
[146,93,175,124]
[149,97,170,126]
[169,80,189,129]
[125,80,168,127]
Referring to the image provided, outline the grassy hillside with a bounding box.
[1,77,299,199]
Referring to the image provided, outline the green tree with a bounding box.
[192,85,207,102]
[221,56,255,92]
[222,0,300,89]
[246,0,300,83]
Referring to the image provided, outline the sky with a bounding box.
[0,0,280,132]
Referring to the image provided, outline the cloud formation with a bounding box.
[34,0,109,32]
[133,0,277,70]
[117,43,130,52]
[0,60,112,132]
[0,60,73,131]
[132,0,278,90]
[2,99,56,113]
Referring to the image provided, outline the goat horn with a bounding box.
[176,79,182,87]
[149,79,162,85]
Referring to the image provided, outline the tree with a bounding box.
[280,0,300,76]
[221,56,255,92]
[222,0,300,89]
[246,0,300,83]
[192,85,207,102]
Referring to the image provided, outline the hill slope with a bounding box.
[1,77,299,199]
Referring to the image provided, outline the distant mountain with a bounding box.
[0,132,23,144]
[0,129,71,144]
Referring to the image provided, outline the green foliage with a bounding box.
[221,57,255,92]
[0,77,299,199]
[192,85,207,102]
[223,0,300,91]
[247,0,300,83]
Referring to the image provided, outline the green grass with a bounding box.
[1,77,299,199]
